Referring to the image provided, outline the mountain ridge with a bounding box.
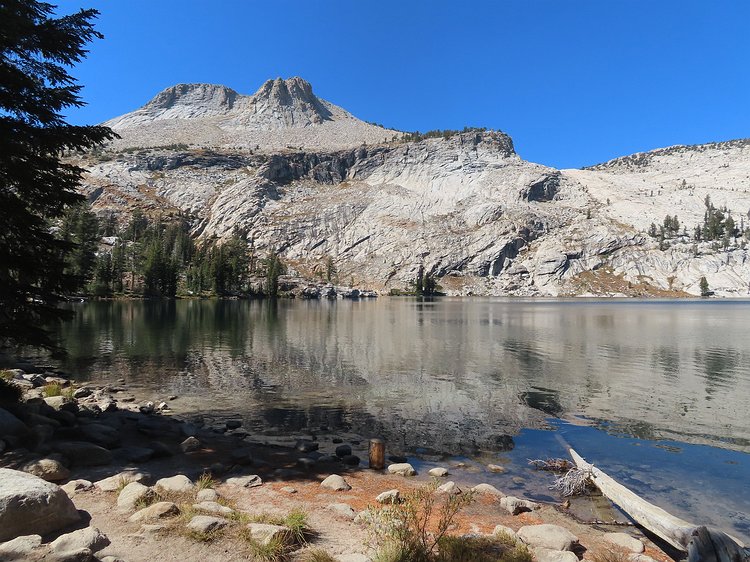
[78,78,750,297]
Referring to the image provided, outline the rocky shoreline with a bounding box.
[0,367,672,561]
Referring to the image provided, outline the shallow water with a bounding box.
[45,297,750,541]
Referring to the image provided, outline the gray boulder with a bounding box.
[428,467,449,477]
[21,458,70,482]
[245,523,293,546]
[499,496,540,515]
[387,463,416,476]
[533,548,579,562]
[196,488,219,502]
[320,474,351,491]
[517,524,578,551]
[327,503,356,520]
[79,424,120,448]
[471,483,504,497]
[95,470,150,492]
[375,489,400,504]
[187,515,227,534]
[0,468,80,541]
[116,482,153,511]
[604,532,645,553]
[50,526,110,555]
[154,474,194,494]
[0,407,29,439]
[193,501,233,516]
[0,535,43,560]
[52,441,112,466]
[128,501,179,522]
[225,474,262,488]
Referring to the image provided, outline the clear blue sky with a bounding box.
[55,0,749,168]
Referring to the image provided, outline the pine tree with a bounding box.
[699,276,710,297]
[0,1,115,350]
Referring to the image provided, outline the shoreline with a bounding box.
[0,366,675,561]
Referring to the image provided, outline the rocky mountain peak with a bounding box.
[248,76,332,126]
[144,83,239,112]
[253,77,316,106]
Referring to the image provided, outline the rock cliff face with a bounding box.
[79,78,750,297]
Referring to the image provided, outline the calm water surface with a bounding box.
[48,298,750,541]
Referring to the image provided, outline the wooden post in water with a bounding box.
[369,438,385,470]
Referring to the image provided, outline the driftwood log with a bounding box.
[569,448,749,560]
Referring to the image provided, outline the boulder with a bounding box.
[533,547,579,562]
[295,439,319,453]
[193,501,233,516]
[471,483,504,497]
[376,489,400,504]
[604,532,645,553]
[428,467,449,477]
[187,515,228,534]
[95,470,150,492]
[0,535,43,559]
[43,396,77,413]
[115,446,154,463]
[517,524,578,551]
[79,423,120,448]
[196,488,219,502]
[493,525,516,539]
[229,447,253,465]
[245,523,293,546]
[436,481,460,495]
[320,474,351,491]
[0,407,29,438]
[341,454,360,466]
[180,436,201,453]
[387,463,416,476]
[60,480,93,496]
[0,468,80,541]
[499,496,540,515]
[225,474,262,488]
[487,464,505,473]
[327,503,356,520]
[335,444,352,457]
[116,482,153,511]
[21,458,70,482]
[128,501,180,522]
[154,474,194,494]
[50,526,110,555]
[52,441,112,466]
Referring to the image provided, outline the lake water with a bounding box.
[48,298,750,542]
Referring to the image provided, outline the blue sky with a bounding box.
[56,0,749,168]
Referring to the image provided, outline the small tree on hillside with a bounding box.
[699,276,710,297]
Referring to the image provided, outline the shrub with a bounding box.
[365,480,476,562]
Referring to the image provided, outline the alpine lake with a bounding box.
[43,297,750,542]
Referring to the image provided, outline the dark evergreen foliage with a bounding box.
[0,0,115,350]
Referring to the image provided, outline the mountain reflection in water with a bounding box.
[41,297,750,539]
